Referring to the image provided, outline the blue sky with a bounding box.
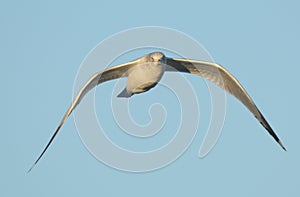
[1,0,299,196]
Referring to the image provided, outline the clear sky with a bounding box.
[1,0,299,196]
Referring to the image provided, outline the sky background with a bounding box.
[1,0,299,196]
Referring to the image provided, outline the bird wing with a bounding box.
[28,60,138,172]
[166,57,286,150]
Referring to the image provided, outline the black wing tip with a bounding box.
[27,163,36,173]
[27,124,63,173]
[278,140,287,151]
[27,166,33,173]
[258,113,287,152]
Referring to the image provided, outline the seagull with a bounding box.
[28,52,286,172]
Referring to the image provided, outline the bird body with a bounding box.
[119,55,166,97]
[28,51,286,172]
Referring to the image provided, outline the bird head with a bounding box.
[148,52,166,64]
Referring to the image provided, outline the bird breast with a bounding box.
[127,63,165,92]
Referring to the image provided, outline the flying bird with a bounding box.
[28,52,286,172]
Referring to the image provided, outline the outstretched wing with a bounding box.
[166,57,286,151]
[28,61,137,172]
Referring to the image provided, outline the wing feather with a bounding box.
[166,57,286,150]
[28,61,137,172]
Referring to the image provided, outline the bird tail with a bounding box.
[117,88,132,98]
